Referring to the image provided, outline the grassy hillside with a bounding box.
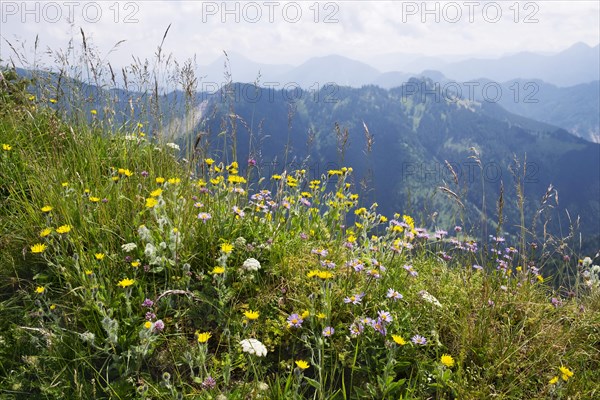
[1,70,600,399]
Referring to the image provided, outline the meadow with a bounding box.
[1,44,599,399]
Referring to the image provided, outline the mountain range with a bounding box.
[197,43,600,143]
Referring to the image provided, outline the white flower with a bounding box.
[582,257,593,267]
[138,225,152,242]
[242,258,261,272]
[240,338,267,357]
[144,243,157,258]
[418,290,442,307]
[121,242,137,252]
[166,142,180,151]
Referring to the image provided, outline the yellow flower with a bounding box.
[168,177,180,184]
[156,177,165,184]
[316,271,334,279]
[85,269,93,276]
[295,360,310,370]
[49,98,57,103]
[131,261,140,267]
[316,312,326,319]
[228,175,246,184]
[244,310,260,320]
[30,243,47,253]
[205,158,215,166]
[39,228,52,237]
[2,144,12,151]
[111,176,120,182]
[271,174,282,181]
[90,109,97,115]
[35,286,45,294]
[118,168,133,177]
[307,270,318,278]
[391,335,406,346]
[197,331,212,343]
[144,321,152,329]
[61,182,69,187]
[56,225,72,234]
[211,266,225,274]
[537,275,544,283]
[41,205,53,213]
[95,253,105,260]
[440,354,455,368]
[549,376,559,385]
[301,310,310,319]
[210,176,224,185]
[220,243,233,254]
[516,266,522,272]
[49,304,56,310]
[150,188,163,197]
[559,366,573,381]
[117,278,134,288]
[89,196,100,203]
[145,197,158,208]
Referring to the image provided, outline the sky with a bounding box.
[1,0,599,71]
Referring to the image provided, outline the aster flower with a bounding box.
[322,326,335,337]
[349,322,364,337]
[377,310,393,324]
[411,335,427,345]
[386,288,403,300]
[198,212,212,222]
[287,313,303,328]
[344,292,365,305]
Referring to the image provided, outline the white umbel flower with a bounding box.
[240,338,267,357]
[121,242,137,252]
[242,258,261,271]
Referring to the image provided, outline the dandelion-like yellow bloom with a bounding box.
[35,286,45,294]
[301,310,310,319]
[316,271,334,279]
[118,168,133,177]
[61,182,69,187]
[316,312,326,319]
[56,225,72,234]
[210,176,224,185]
[197,332,211,343]
[228,175,246,184]
[537,275,544,283]
[306,270,318,278]
[244,310,260,320]
[212,266,225,274]
[30,243,47,253]
[2,144,12,151]
[168,177,180,184]
[144,321,152,329]
[89,196,100,202]
[440,354,455,368]
[41,205,53,213]
[205,158,215,166]
[271,174,282,180]
[156,177,165,184]
[90,109,97,115]
[49,98,57,103]
[131,261,140,267]
[95,253,105,260]
[39,228,52,237]
[559,366,573,381]
[391,335,406,346]
[117,278,134,288]
[145,197,158,208]
[150,188,163,197]
[549,376,559,385]
[220,243,233,254]
[85,270,93,276]
[295,360,309,370]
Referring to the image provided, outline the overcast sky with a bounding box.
[1,1,599,70]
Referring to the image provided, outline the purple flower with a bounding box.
[311,248,328,258]
[320,260,336,269]
[153,319,165,332]
[411,335,427,345]
[344,292,365,305]
[145,311,156,321]
[232,206,245,218]
[372,320,387,336]
[403,265,418,277]
[287,313,303,328]
[198,212,212,222]
[434,230,447,239]
[247,158,257,167]
[349,322,364,337]
[140,170,149,177]
[202,376,216,389]
[299,232,308,240]
[454,225,462,232]
[472,264,483,271]
[322,326,334,337]
[377,310,393,324]
[142,298,154,308]
[386,288,403,300]
[300,198,311,207]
